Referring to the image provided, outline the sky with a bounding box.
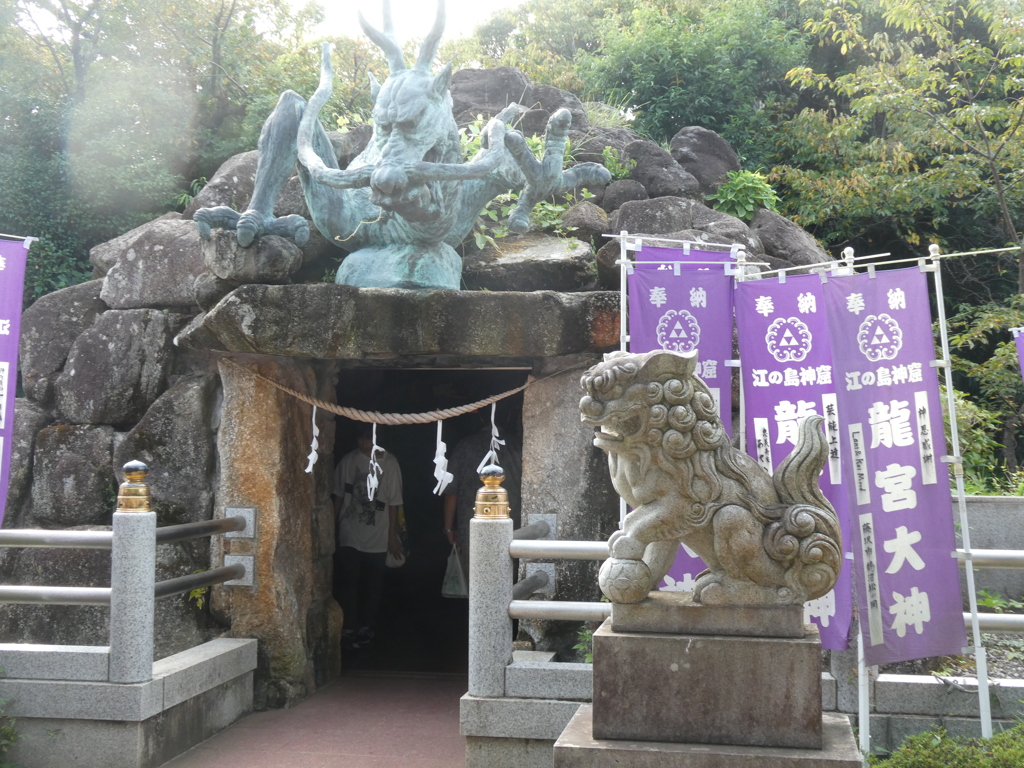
[310,0,526,42]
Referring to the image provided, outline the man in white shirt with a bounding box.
[334,423,404,650]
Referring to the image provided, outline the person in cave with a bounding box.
[334,422,405,651]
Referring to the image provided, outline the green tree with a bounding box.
[472,0,637,93]
[578,0,808,161]
[775,0,1024,282]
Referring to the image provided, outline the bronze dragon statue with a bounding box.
[580,350,842,606]
[193,0,610,290]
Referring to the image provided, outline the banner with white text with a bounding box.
[823,268,965,665]
[736,274,853,650]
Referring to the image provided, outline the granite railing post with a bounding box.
[468,465,514,698]
[108,460,157,684]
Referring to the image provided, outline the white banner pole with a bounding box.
[620,230,629,529]
[857,627,870,763]
[928,243,992,738]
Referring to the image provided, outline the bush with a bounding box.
[869,724,1024,767]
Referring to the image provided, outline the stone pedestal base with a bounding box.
[554,706,862,768]
[592,620,823,748]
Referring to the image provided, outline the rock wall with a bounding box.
[6,64,837,706]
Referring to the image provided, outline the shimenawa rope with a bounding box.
[222,359,529,424]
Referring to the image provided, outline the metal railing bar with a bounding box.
[0,529,113,550]
[509,540,609,560]
[512,521,551,541]
[0,585,111,606]
[509,600,611,622]
[954,549,1024,568]
[154,564,245,600]
[156,516,246,545]
[512,571,550,600]
[967,612,1024,633]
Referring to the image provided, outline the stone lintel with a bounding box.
[592,621,823,749]
[179,284,620,359]
[554,706,862,768]
[611,591,807,638]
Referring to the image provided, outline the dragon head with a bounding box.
[359,0,459,223]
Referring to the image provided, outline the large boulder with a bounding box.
[3,400,53,528]
[521,83,589,134]
[113,374,219,527]
[30,425,117,528]
[450,66,532,123]
[568,126,642,165]
[749,209,831,267]
[561,201,608,245]
[202,230,304,285]
[607,196,698,236]
[20,279,106,405]
[624,140,701,200]
[182,151,258,220]
[90,213,182,276]
[99,218,207,309]
[602,179,648,213]
[463,234,598,292]
[54,309,185,426]
[669,126,741,196]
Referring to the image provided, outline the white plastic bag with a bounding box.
[441,544,468,598]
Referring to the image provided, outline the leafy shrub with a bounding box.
[869,723,1024,766]
[705,170,779,221]
[601,147,635,181]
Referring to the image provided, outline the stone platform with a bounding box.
[554,706,863,768]
[592,619,823,748]
[612,592,806,638]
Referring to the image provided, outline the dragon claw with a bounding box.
[236,210,264,247]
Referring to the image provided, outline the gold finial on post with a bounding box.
[474,465,510,520]
[116,460,151,513]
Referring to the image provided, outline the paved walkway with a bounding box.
[164,674,467,768]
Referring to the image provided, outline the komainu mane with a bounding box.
[580,350,842,605]
[192,0,609,290]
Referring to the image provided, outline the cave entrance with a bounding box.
[332,367,527,674]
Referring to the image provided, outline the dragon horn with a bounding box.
[415,0,447,71]
[359,1,406,73]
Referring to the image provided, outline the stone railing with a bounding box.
[461,493,1024,767]
[0,460,258,768]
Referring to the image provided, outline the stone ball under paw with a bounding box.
[599,557,653,603]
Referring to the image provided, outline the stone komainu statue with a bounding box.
[192,0,610,290]
[579,350,842,605]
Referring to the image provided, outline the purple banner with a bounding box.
[735,275,853,649]
[628,267,734,430]
[0,239,30,525]
[635,244,737,271]
[1014,329,1024,381]
[824,268,965,665]
[628,266,735,594]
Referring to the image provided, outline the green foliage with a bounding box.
[705,170,780,221]
[472,0,636,92]
[868,723,1024,766]
[946,295,1024,472]
[578,0,808,153]
[573,624,595,663]
[601,147,636,181]
[775,0,1024,262]
[975,588,1024,614]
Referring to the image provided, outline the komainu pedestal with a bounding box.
[552,593,862,767]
